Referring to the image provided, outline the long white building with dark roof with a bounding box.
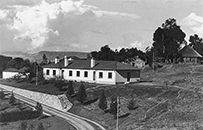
[42,56,141,84]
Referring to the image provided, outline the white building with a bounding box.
[2,68,21,79]
[42,56,141,84]
[126,56,145,68]
[2,67,29,79]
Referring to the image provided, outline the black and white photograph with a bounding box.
[0,0,203,130]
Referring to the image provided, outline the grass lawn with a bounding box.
[0,91,76,130]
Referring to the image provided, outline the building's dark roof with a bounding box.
[179,45,202,58]
[3,68,19,72]
[43,59,141,70]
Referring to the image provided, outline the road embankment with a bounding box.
[0,84,72,111]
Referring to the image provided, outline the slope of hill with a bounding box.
[0,51,88,62]
[141,63,203,92]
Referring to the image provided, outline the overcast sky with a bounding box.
[0,0,202,53]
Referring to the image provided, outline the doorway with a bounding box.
[127,72,131,82]
[93,71,96,81]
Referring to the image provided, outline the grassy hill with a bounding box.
[0,51,88,62]
[141,63,203,92]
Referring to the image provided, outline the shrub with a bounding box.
[54,80,67,91]
[109,97,117,115]
[35,102,43,116]
[83,97,98,105]
[76,82,87,103]
[18,121,27,130]
[9,92,16,104]
[127,99,139,110]
[65,81,74,96]
[98,90,107,110]
[0,110,40,122]
[0,90,6,99]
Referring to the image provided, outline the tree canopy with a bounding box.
[153,18,186,62]
[189,34,203,56]
[90,45,145,62]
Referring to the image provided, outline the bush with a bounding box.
[83,97,98,105]
[0,110,40,122]
[127,99,139,110]
[76,82,87,103]
[0,90,6,99]
[109,97,117,115]
[54,80,67,91]
[98,90,107,110]
[9,92,16,104]
[65,81,74,96]
[35,102,43,116]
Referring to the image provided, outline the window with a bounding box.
[84,71,88,77]
[69,70,72,76]
[53,70,56,76]
[76,71,80,77]
[46,70,50,75]
[99,72,103,78]
[108,72,112,79]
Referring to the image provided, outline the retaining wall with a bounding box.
[0,84,72,111]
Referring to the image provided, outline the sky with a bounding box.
[0,0,202,53]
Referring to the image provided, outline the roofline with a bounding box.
[43,66,141,71]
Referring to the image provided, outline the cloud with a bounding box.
[69,43,88,48]
[113,40,146,51]
[0,0,140,51]
[92,10,140,19]
[182,13,203,37]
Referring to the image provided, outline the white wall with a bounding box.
[2,72,19,79]
[95,70,116,84]
[63,69,95,83]
[43,68,61,79]
[43,68,140,84]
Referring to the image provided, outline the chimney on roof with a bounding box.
[55,57,59,64]
[64,56,68,66]
[91,58,95,68]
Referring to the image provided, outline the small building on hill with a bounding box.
[179,45,202,64]
[2,67,29,79]
[3,68,21,79]
[42,56,141,84]
[126,56,145,68]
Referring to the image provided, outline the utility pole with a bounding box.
[116,95,119,130]
[116,85,120,130]
[152,48,155,72]
[36,62,38,86]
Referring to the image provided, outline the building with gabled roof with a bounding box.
[42,56,141,84]
[2,67,29,79]
[179,45,202,63]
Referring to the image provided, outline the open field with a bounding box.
[0,91,76,130]
[1,64,203,130]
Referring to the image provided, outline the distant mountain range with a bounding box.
[0,51,89,62]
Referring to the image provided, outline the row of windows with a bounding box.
[46,69,113,79]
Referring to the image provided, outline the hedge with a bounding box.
[0,110,40,122]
